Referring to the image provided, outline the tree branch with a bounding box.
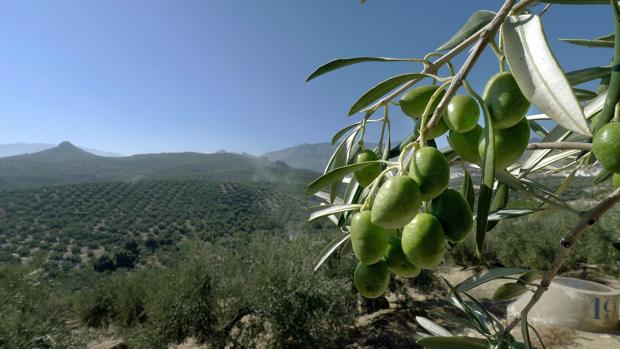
[502,187,620,336]
[421,0,516,141]
[526,142,592,151]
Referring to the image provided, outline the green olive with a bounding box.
[483,72,530,129]
[384,236,421,278]
[409,147,450,201]
[444,95,480,133]
[430,189,473,242]
[592,122,620,173]
[371,176,422,229]
[401,213,446,269]
[354,149,382,187]
[479,118,530,169]
[350,211,393,265]
[400,85,445,118]
[448,125,483,164]
[354,260,390,299]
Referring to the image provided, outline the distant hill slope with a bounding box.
[0,142,317,190]
[263,142,378,172]
[0,142,123,157]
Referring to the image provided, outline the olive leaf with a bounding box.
[461,167,475,211]
[415,316,453,337]
[593,168,613,184]
[486,184,509,231]
[572,88,598,101]
[313,233,351,271]
[493,283,529,301]
[522,91,606,173]
[306,57,418,82]
[475,94,495,259]
[456,268,528,293]
[566,66,611,86]
[503,14,592,137]
[437,10,496,51]
[331,122,361,145]
[308,204,362,222]
[416,336,490,349]
[486,209,536,222]
[560,38,614,48]
[307,161,382,196]
[348,73,429,115]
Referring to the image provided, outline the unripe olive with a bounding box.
[430,189,473,242]
[592,122,620,173]
[612,173,620,188]
[448,125,483,164]
[409,147,450,201]
[444,95,480,133]
[401,213,446,269]
[354,149,382,187]
[350,211,393,265]
[483,72,530,129]
[479,118,530,169]
[415,117,449,140]
[400,85,445,118]
[371,176,422,229]
[354,260,390,299]
[384,236,421,278]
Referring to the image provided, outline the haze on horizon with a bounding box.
[0,0,611,156]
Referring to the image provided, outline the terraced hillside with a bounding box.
[0,180,324,274]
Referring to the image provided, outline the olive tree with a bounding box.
[306,1,620,348]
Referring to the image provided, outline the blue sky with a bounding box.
[0,1,613,155]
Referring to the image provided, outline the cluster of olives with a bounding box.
[592,120,620,188]
[351,146,472,298]
[348,72,535,299]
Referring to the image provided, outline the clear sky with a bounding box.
[0,0,613,155]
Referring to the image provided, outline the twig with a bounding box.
[421,0,516,140]
[511,0,540,15]
[526,142,592,151]
[502,187,620,337]
[365,25,488,114]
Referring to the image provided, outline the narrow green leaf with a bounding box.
[522,315,533,349]
[415,316,453,337]
[503,14,592,136]
[307,161,382,196]
[486,209,537,222]
[313,233,351,271]
[437,10,496,51]
[331,122,361,145]
[476,97,495,259]
[486,184,509,231]
[348,73,426,115]
[493,283,529,301]
[461,168,475,211]
[308,204,362,222]
[572,88,598,101]
[594,0,620,133]
[416,336,490,349]
[306,57,417,82]
[528,120,549,137]
[566,66,612,86]
[519,270,543,283]
[456,268,528,293]
[593,168,613,184]
[560,38,614,48]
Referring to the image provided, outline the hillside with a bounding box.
[0,142,317,190]
[0,142,123,157]
[0,179,326,273]
[263,142,378,172]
